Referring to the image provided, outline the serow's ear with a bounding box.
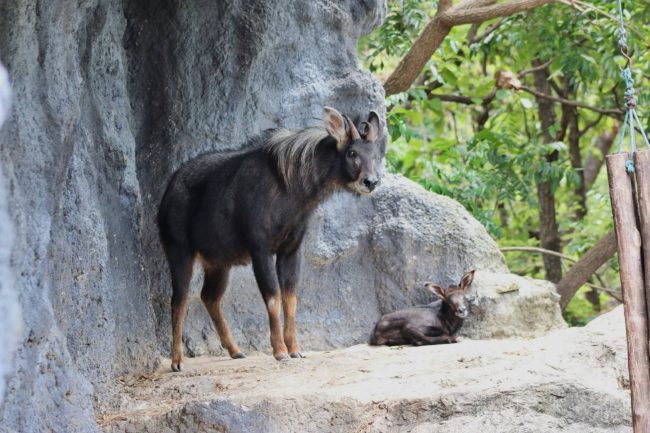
[361,110,381,142]
[343,115,361,143]
[425,282,446,300]
[459,270,475,291]
[323,106,348,150]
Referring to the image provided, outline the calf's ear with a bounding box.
[361,110,381,142]
[425,282,446,300]
[459,270,476,291]
[323,106,348,151]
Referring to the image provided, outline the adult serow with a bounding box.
[370,270,475,346]
[158,107,382,371]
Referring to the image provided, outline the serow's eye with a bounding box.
[347,150,357,158]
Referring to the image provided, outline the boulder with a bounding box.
[0,1,566,432]
[181,174,564,358]
[0,62,20,408]
[98,307,631,433]
[0,0,386,431]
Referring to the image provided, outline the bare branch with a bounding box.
[441,0,557,26]
[517,59,553,78]
[584,282,623,302]
[577,113,604,137]
[383,1,454,96]
[383,0,557,95]
[556,230,617,310]
[467,17,507,45]
[466,23,481,43]
[456,0,499,10]
[431,94,474,104]
[519,86,623,116]
[500,246,576,262]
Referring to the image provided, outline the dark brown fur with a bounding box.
[158,107,382,371]
[369,271,475,346]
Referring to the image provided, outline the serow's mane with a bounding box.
[265,126,330,185]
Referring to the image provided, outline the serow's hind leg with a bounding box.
[200,265,245,359]
[252,251,289,361]
[276,249,303,358]
[166,248,194,372]
[402,326,458,346]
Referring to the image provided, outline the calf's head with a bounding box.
[323,106,382,195]
[424,270,475,319]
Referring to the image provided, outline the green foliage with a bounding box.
[360,0,650,325]
[564,287,612,327]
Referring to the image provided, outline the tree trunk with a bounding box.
[532,59,562,283]
[556,230,617,309]
[564,96,587,220]
[584,124,619,190]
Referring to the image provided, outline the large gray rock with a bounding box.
[0,63,21,408]
[0,1,386,431]
[461,270,565,339]
[99,307,631,433]
[179,174,563,359]
[0,1,564,432]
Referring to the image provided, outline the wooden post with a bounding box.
[607,152,650,432]
[634,150,650,328]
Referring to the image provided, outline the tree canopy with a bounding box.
[359,0,650,325]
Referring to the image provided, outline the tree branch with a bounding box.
[517,59,553,78]
[383,0,557,95]
[556,230,617,310]
[500,246,576,262]
[556,0,649,44]
[441,0,558,26]
[467,17,507,45]
[577,113,604,137]
[584,282,623,303]
[383,0,454,96]
[519,86,623,116]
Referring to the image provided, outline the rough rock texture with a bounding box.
[0,1,566,432]
[99,307,631,433]
[0,1,384,431]
[180,175,563,359]
[0,62,20,408]
[461,270,565,339]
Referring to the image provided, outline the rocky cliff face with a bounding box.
[0,2,385,431]
[0,63,20,411]
[0,1,565,432]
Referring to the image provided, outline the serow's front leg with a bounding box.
[252,252,289,361]
[277,249,304,358]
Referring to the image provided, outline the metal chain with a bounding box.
[615,0,650,173]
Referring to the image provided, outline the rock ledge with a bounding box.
[100,307,631,433]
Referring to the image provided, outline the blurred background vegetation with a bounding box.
[359,0,650,326]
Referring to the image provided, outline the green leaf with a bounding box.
[520,98,534,109]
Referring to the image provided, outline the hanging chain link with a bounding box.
[615,0,650,173]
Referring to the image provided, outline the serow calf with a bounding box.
[369,270,475,346]
[158,107,382,371]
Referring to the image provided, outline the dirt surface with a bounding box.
[99,307,631,433]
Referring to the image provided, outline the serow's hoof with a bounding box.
[290,352,305,359]
[171,361,182,372]
[231,352,246,359]
[274,352,290,361]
